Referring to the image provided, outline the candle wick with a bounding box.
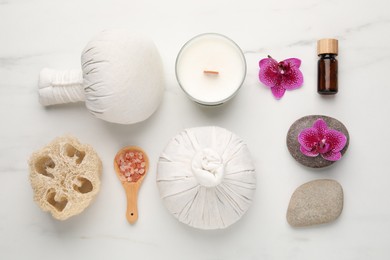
[203,70,219,75]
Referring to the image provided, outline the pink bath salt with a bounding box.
[116,150,147,182]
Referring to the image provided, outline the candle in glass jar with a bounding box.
[175,33,247,105]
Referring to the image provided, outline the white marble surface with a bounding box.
[1,0,390,259]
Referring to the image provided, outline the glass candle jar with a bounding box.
[175,33,247,105]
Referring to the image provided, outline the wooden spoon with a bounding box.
[113,146,149,224]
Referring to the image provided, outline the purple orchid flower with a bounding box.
[258,56,304,99]
[298,118,347,161]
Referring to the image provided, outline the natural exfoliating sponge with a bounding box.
[38,29,164,124]
[157,126,256,230]
[28,136,102,220]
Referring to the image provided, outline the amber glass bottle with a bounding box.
[317,39,338,95]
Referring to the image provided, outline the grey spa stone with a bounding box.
[286,115,350,168]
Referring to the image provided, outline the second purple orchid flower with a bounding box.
[259,56,304,99]
[298,118,347,161]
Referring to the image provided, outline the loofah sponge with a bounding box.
[28,136,102,220]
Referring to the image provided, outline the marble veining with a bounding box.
[1,0,390,259]
[79,234,158,246]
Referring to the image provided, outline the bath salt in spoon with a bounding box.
[114,146,149,224]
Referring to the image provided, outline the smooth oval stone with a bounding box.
[287,179,343,227]
[286,115,350,168]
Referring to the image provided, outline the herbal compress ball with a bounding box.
[38,29,164,124]
[29,136,102,220]
[157,126,256,230]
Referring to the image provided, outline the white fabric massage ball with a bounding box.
[157,126,257,230]
[38,29,164,124]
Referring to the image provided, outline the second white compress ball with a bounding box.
[157,126,257,230]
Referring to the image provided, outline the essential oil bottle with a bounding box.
[317,39,338,95]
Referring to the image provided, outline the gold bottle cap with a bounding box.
[317,38,338,55]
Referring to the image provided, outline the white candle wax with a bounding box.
[175,33,246,105]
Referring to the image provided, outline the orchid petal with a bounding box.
[281,66,304,90]
[284,58,301,68]
[259,58,279,88]
[325,129,347,152]
[313,119,328,138]
[271,84,286,99]
[298,128,319,151]
[300,146,319,157]
[259,57,277,68]
[321,150,342,161]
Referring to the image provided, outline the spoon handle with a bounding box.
[124,182,140,224]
